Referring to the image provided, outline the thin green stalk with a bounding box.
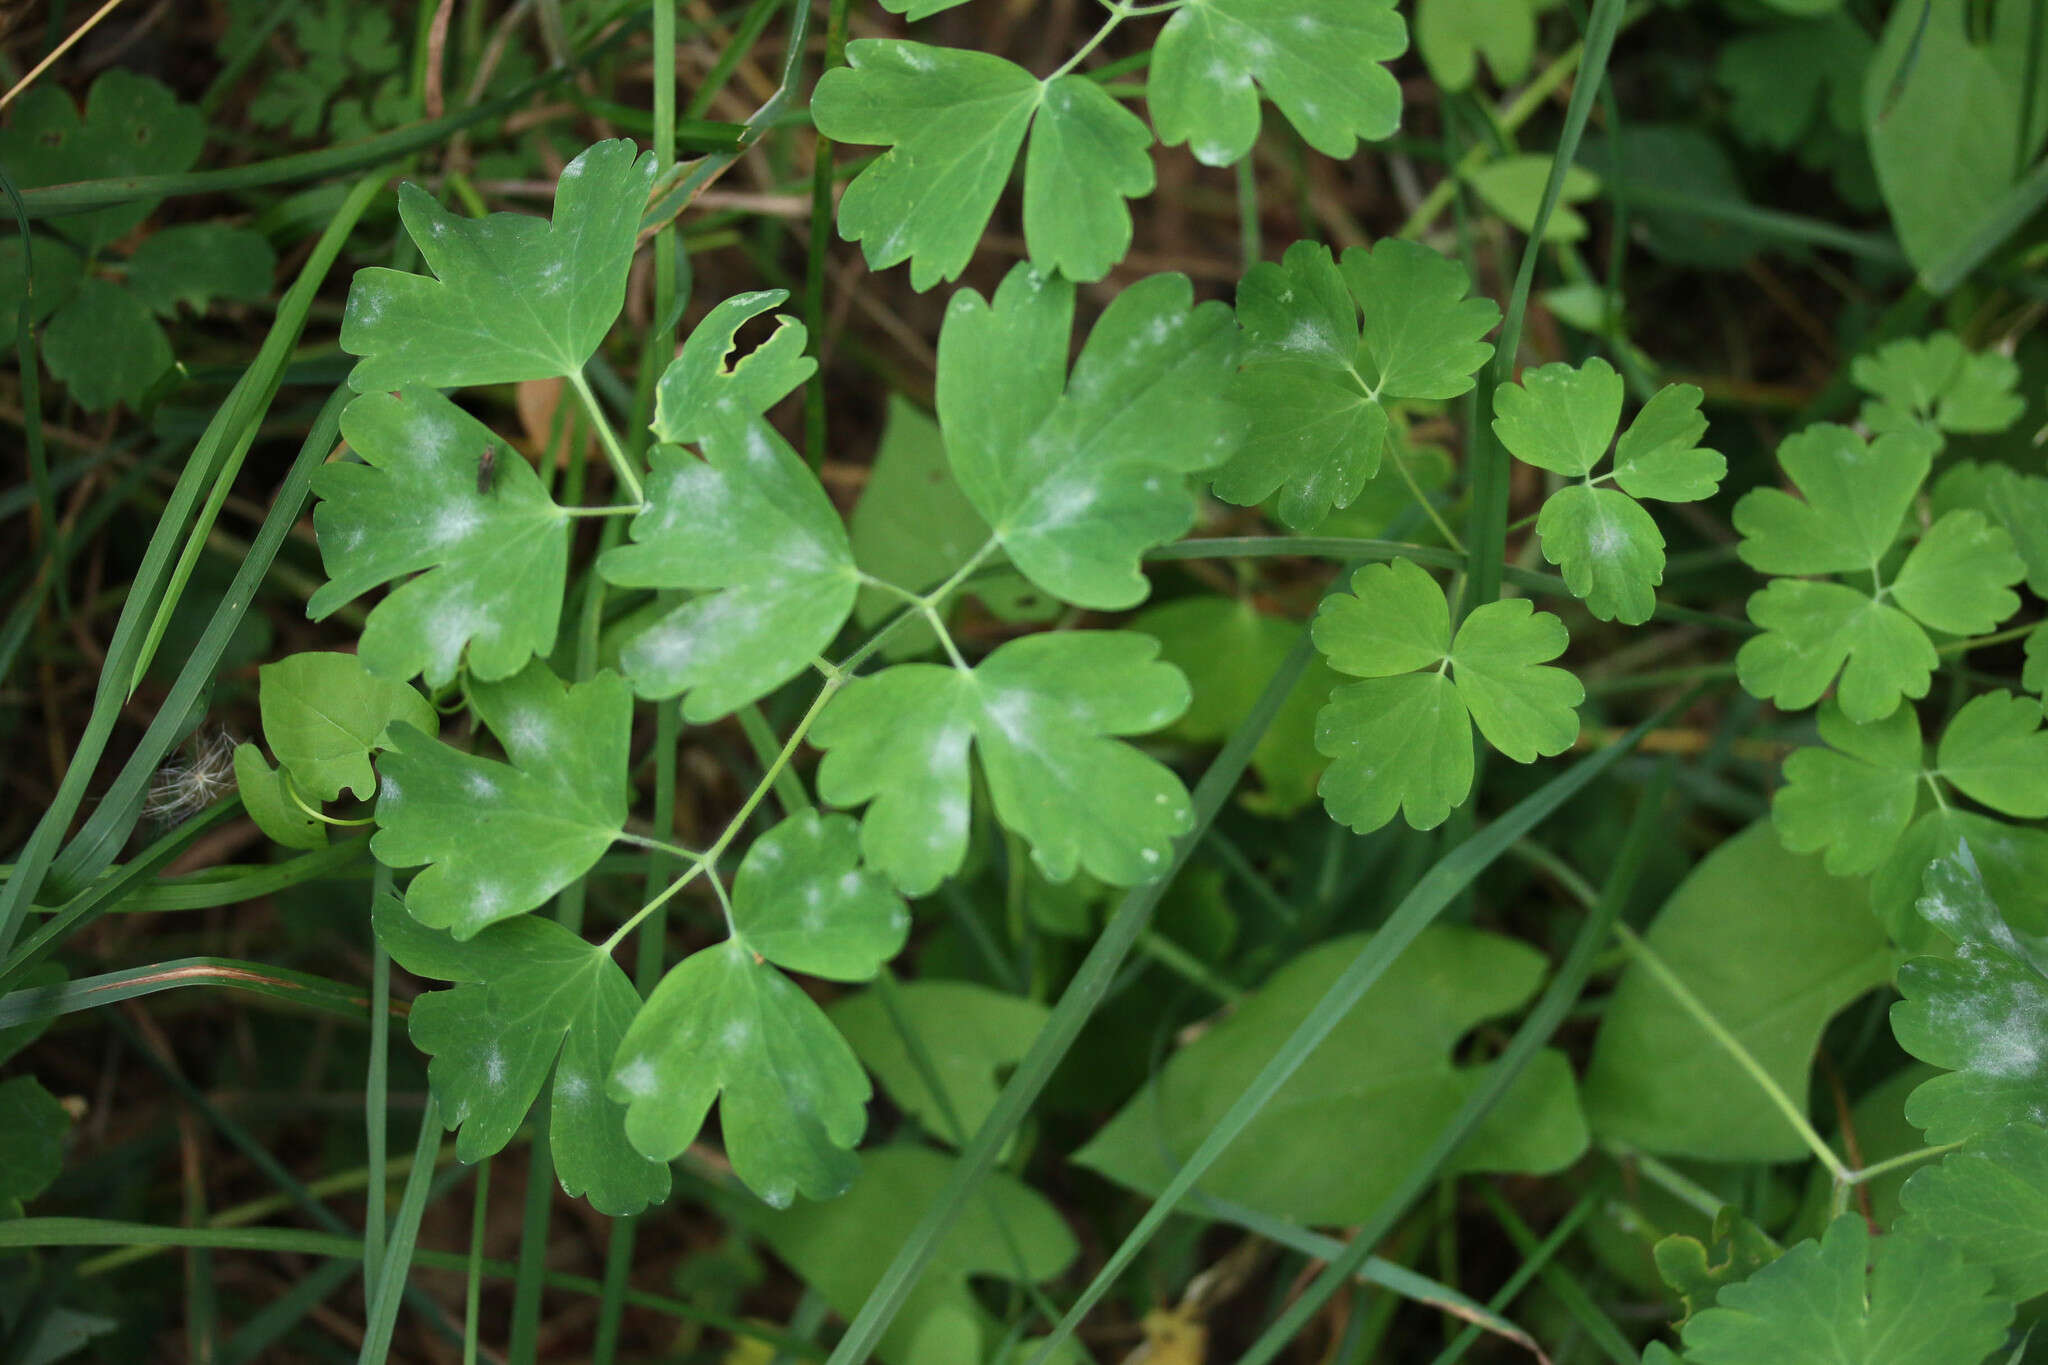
[358,1098,445,1365]
[364,862,395,1302]
[569,369,645,505]
[465,1161,491,1365]
[804,0,852,469]
[1425,1193,1597,1365]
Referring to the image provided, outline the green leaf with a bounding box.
[1893,843,2048,1143]
[832,981,1051,1151]
[1871,811,2048,956]
[1733,424,1931,576]
[1495,360,1724,623]
[812,43,1153,289]
[600,416,859,721]
[258,651,437,803]
[0,235,83,326]
[0,1076,69,1208]
[1866,0,2048,279]
[1464,156,1602,241]
[1211,240,1498,529]
[0,70,205,251]
[232,743,328,851]
[1653,1206,1783,1325]
[650,290,815,444]
[310,389,569,688]
[372,663,629,939]
[936,265,1239,608]
[1311,559,1580,831]
[373,896,669,1216]
[41,278,171,412]
[1772,701,1922,877]
[752,1145,1076,1364]
[1679,1216,2011,1365]
[1584,823,1892,1160]
[2028,623,2048,696]
[1852,333,2026,436]
[1076,926,1589,1224]
[1934,691,2048,818]
[1899,1122,2048,1301]
[728,812,912,981]
[1717,16,1870,152]
[814,631,1193,896]
[340,140,658,390]
[1889,510,2025,636]
[1150,0,1407,167]
[1737,579,1937,723]
[1933,462,2048,598]
[609,940,869,1207]
[1133,594,1339,816]
[124,224,277,316]
[1415,0,1535,90]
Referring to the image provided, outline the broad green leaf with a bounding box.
[878,0,972,14]
[1736,579,1936,723]
[1464,156,1601,241]
[1899,1122,2048,1301]
[1871,809,2048,951]
[651,290,815,444]
[1311,560,1579,831]
[1717,16,1870,152]
[1865,0,2048,279]
[1935,691,2048,817]
[1134,595,1339,817]
[1678,1216,2011,1365]
[1893,844,2048,1142]
[41,278,170,411]
[372,663,628,939]
[1733,425,1931,576]
[1933,462,2048,598]
[832,981,1051,1150]
[258,651,437,802]
[1150,0,1407,167]
[340,140,657,390]
[936,265,1239,608]
[373,896,669,1216]
[728,811,911,981]
[310,388,568,687]
[1584,823,1892,1160]
[1852,333,2026,436]
[1212,240,1498,528]
[600,417,858,721]
[0,70,204,251]
[1772,701,1921,876]
[752,1145,1076,1365]
[811,43,1153,289]
[1888,510,2025,636]
[1495,360,1724,623]
[124,224,276,316]
[2029,623,2048,695]
[0,1076,69,1209]
[814,631,1193,895]
[232,743,327,851]
[0,236,83,326]
[1076,926,1589,1224]
[1415,0,1535,90]
[610,940,870,1207]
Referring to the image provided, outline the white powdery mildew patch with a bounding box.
[720,1019,753,1053]
[484,1045,507,1088]
[379,775,404,805]
[432,506,482,545]
[464,770,497,800]
[556,1070,590,1102]
[507,707,548,753]
[982,688,1036,742]
[615,1057,658,1097]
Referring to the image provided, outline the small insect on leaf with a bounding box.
[477,442,497,496]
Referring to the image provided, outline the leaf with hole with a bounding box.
[373,895,669,1216]
[372,662,628,939]
[651,290,815,444]
[340,140,657,390]
[813,631,1193,896]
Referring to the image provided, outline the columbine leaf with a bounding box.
[0,1076,69,1210]
[1934,462,2048,598]
[310,388,568,687]
[1310,559,1580,832]
[340,140,657,390]
[1852,332,2026,437]
[0,70,204,252]
[1150,0,1407,167]
[233,744,327,850]
[1737,579,1936,723]
[1898,1122,2048,1302]
[1077,926,1588,1223]
[1888,510,2025,635]
[811,43,1154,289]
[814,632,1193,896]
[124,224,276,316]
[1677,1216,2010,1365]
[1893,844,2048,1142]
[832,981,1051,1151]
[651,290,815,444]
[1935,691,2048,817]
[1733,424,1931,576]
[257,651,437,803]
[1495,359,1725,624]
[40,277,171,411]
[372,663,629,939]
[1773,701,1922,876]
[2028,623,2048,696]
[1212,239,1498,528]
[373,896,669,1216]
[599,416,859,721]
[729,812,912,981]
[608,812,909,1206]
[937,264,1239,609]
[1415,0,1535,90]
[1653,1207,1783,1326]
[610,941,869,1207]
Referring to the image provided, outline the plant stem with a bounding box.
[569,369,644,506]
